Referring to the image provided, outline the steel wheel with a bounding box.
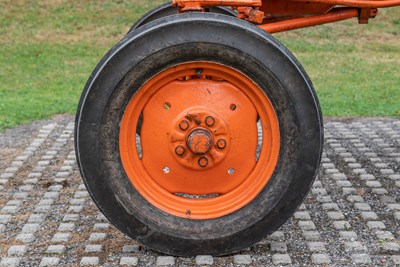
[120,62,280,219]
[75,13,323,256]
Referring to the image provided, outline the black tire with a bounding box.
[128,2,236,32]
[75,13,323,256]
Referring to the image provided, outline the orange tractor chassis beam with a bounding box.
[173,0,400,33]
[292,0,400,8]
[260,8,369,33]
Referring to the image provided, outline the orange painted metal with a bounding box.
[259,8,359,33]
[170,0,400,33]
[291,0,400,8]
[172,0,261,11]
[119,62,280,219]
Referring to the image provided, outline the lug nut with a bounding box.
[175,146,186,156]
[217,139,227,149]
[198,157,209,168]
[205,116,215,127]
[179,120,189,130]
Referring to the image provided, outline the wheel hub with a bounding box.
[186,128,213,155]
[170,110,230,169]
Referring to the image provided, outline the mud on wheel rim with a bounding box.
[120,62,280,219]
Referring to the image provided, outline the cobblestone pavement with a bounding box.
[0,118,399,266]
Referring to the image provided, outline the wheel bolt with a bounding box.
[175,146,186,156]
[179,120,189,130]
[205,116,215,127]
[198,157,209,168]
[217,139,227,149]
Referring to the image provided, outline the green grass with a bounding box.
[0,1,399,131]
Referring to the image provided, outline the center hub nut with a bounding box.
[186,128,213,155]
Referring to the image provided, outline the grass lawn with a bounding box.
[0,1,399,131]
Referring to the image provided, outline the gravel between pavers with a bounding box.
[0,117,399,266]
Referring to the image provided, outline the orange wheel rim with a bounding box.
[120,62,280,219]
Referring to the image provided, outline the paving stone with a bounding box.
[80,257,99,266]
[44,192,59,199]
[46,245,66,254]
[351,254,371,264]
[332,173,347,180]
[22,223,40,233]
[342,187,357,194]
[0,258,20,267]
[380,196,396,203]
[39,257,60,266]
[367,221,386,230]
[336,180,352,187]
[270,242,287,252]
[63,214,79,221]
[366,181,382,187]
[387,204,400,210]
[322,203,339,211]
[68,206,83,213]
[269,231,285,241]
[89,233,107,241]
[193,256,215,266]
[272,254,292,265]
[327,211,345,220]
[360,174,375,180]
[302,231,321,241]
[0,224,5,232]
[311,254,331,264]
[293,211,311,220]
[51,233,71,243]
[156,256,175,266]
[333,221,351,230]
[122,245,140,253]
[38,199,54,206]
[344,242,366,252]
[93,223,110,230]
[346,195,364,203]
[7,245,28,256]
[361,212,378,221]
[298,221,316,231]
[354,203,372,211]
[58,223,75,231]
[0,215,11,224]
[120,257,139,266]
[307,242,326,252]
[16,233,35,243]
[380,242,400,252]
[376,231,395,240]
[1,206,20,214]
[372,188,388,195]
[35,206,52,212]
[233,255,252,265]
[312,188,327,195]
[28,214,46,223]
[85,245,103,253]
[316,196,332,203]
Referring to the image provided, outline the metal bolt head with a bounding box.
[217,139,227,149]
[205,116,215,127]
[163,167,170,174]
[228,168,235,175]
[175,146,186,156]
[198,157,209,168]
[179,120,190,131]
